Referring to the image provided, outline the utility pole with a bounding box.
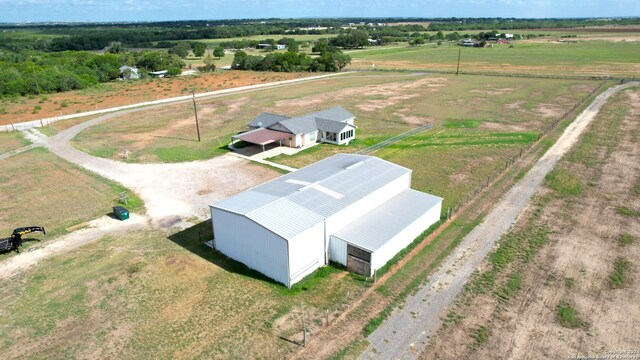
[456,47,461,76]
[301,302,307,347]
[190,90,201,142]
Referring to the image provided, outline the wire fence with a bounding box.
[357,123,434,155]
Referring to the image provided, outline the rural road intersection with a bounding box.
[361,82,639,359]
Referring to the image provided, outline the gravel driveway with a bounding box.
[362,82,639,359]
[41,107,278,228]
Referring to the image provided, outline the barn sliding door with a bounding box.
[346,244,371,276]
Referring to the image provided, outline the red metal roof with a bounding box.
[233,128,292,146]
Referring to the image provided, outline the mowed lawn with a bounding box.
[346,40,640,77]
[0,132,30,154]
[0,224,367,359]
[0,147,143,241]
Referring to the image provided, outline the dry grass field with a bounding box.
[0,71,310,126]
[421,87,640,359]
[71,72,599,211]
[0,223,369,359]
[0,132,29,154]
[0,147,143,241]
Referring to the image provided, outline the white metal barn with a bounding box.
[210,154,443,288]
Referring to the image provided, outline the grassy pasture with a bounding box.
[0,225,366,359]
[0,131,30,154]
[72,72,597,209]
[346,40,640,77]
[0,147,143,242]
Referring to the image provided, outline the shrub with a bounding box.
[556,302,583,328]
[610,258,630,288]
[545,168,583,196]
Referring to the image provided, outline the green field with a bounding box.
[0,147,143,242]
[346,40,640,77]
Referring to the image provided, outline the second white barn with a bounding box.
[210,154,442,288]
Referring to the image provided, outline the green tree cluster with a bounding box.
[0,49,184,97]
[329,30,370,49]
[231,49,350,72]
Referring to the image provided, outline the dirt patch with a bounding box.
[470,88,516,96]
[535,104,564,118]
[273,76,448,114]
[479,121,528,132]
[0,71,310,126]
[506,100,525,110]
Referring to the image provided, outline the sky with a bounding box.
[1,0,639,23]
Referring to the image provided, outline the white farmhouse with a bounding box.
[232,106,357,151]
[210,154,443,288]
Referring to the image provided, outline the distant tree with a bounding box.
[199,52,216,72]
[312,38,330,54]
[436,31,444,40]
[232,51,248,70]
[278,37,299,52]
[409,37,425,46]
[191,42,206,57]
[168,43,190,58]
[107,41,126,54]
[330,30,369,49]
[213,46,225,59]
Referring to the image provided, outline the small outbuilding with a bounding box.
[210,154,443,288]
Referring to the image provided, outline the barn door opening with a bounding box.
[346,244,371,276]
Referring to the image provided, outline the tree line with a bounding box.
[0,49,184,97]
[426,18,640,31]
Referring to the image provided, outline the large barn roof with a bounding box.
[332,189,442,252]
[212,154,411,240]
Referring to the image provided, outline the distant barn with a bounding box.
[210,154,443,288]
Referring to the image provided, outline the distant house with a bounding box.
[459,39,478,47]
[496,39,510,44]
[232,106,357,151]
[119,65,139,80]
[257,43,286,50]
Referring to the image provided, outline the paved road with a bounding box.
[362,82,639,359]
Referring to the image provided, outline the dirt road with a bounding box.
[0,214,148,278]
[362,82,639,359]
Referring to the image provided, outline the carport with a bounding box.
[231,128,293,152]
